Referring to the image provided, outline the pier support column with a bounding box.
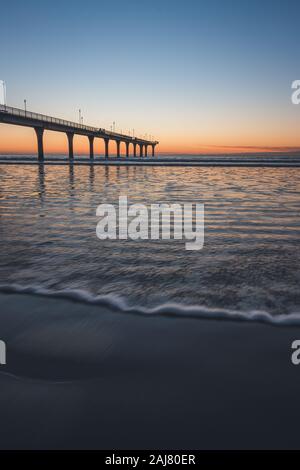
[133,143,137,157]
[144,145,148,157]
[88,136,94,160]
[35,127,44,161]
[67,132,74,160]
[152,144,155,157]
[104,139,109,159]
[125,142,129,158]
[116,141,120,158]
[139,144,143,158]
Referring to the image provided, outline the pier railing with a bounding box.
[0,104,99,133]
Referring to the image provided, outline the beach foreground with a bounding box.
[1,292,300,449]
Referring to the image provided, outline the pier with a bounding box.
[0,104,158,161]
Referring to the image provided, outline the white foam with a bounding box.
[1,283,300,326]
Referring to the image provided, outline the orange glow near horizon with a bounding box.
[0,123,300,155]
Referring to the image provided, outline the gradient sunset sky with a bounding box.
[1,0,300,155]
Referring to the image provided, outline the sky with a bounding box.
[0,0,300,155]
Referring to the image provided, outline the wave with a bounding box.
[1,283,300,326]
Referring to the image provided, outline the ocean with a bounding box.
[1,160,300,322]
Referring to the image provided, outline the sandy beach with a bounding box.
[1,291,300,449]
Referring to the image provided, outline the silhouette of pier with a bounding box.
[0,104,158,161]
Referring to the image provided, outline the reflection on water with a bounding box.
[1,163,300,314]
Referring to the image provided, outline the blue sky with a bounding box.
[1,0,300,153]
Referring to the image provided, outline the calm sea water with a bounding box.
[1,162,300,316]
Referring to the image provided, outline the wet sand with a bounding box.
[1,292,300,449]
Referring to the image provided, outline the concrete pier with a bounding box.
[0,104,158,161]
[139,144,143,158]
[116,140,120,158]
[34,127,44,161]
[104,138,109,159]
[88,136,94,160]
[67,132,74,160]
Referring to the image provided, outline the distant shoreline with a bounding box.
[1,156,300,167]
